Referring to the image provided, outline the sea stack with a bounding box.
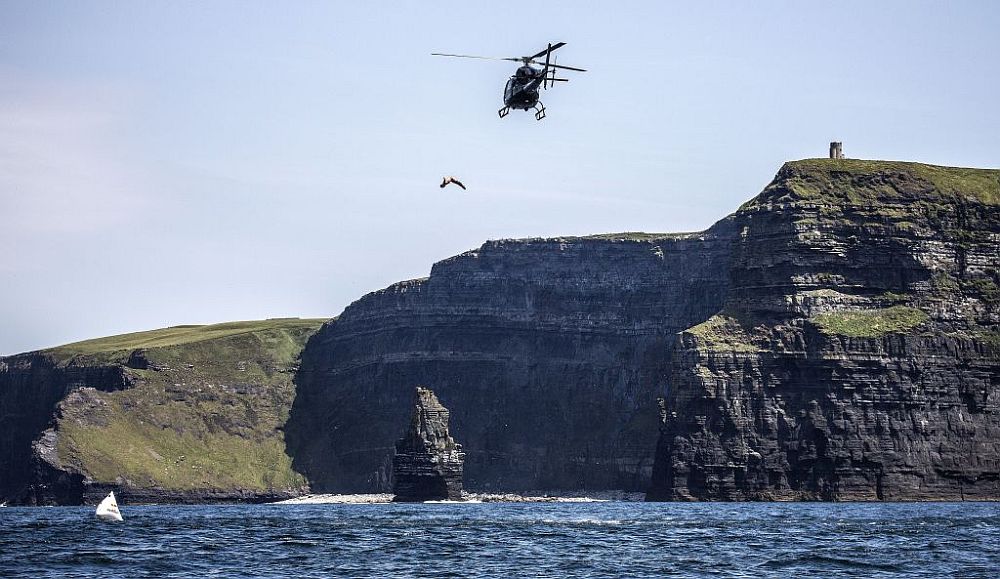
[392,387,464,501]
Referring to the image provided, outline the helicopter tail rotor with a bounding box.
[544,50,572,88]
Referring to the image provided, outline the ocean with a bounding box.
[1,502,998,578]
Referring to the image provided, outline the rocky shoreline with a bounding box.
[275,490,645,504]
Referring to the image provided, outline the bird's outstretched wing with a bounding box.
[440,176,467,190]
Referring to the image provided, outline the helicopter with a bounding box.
[432,42,586,120]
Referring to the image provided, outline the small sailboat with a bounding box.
[95,491,123,522]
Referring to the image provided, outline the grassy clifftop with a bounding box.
[43,318,327,497]
[47,318,324,365]
[742,158,1000,210]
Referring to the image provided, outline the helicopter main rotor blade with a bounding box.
[431,53,520,62]
[541,62,587,72]
[524,59,587,72]
[527,41,566,61]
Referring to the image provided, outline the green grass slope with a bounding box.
[45,318,327,494]
[812,306,930,338]
[48,318,324,364]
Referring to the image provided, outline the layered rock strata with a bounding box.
[287,228,735,492]
[647,160,1000,500]
[392,387,465,501]
[5,159,996,504]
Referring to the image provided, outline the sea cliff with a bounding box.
[3,159,997,504]
[647,160,1000,500]
[286,227,735,492]
[0,319,324,504]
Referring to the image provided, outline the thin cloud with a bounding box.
[0,74,150,241]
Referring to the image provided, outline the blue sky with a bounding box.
[2,1,998,354]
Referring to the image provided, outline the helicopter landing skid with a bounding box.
[498,106,510,118]
[533,103,546,121]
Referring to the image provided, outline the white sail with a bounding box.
[95,491,123,522]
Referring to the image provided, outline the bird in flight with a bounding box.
[440,176,466,190]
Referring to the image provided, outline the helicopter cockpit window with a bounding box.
[504,78,516,100]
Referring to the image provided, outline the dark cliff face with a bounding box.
[647,160,1000,500]
[0,355,131,504]
[288,229,735,492]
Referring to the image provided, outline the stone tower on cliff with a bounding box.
[392,387,465,501]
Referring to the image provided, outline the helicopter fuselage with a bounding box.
[503,65,544,110]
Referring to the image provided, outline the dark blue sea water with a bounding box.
[1,502,998,578]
